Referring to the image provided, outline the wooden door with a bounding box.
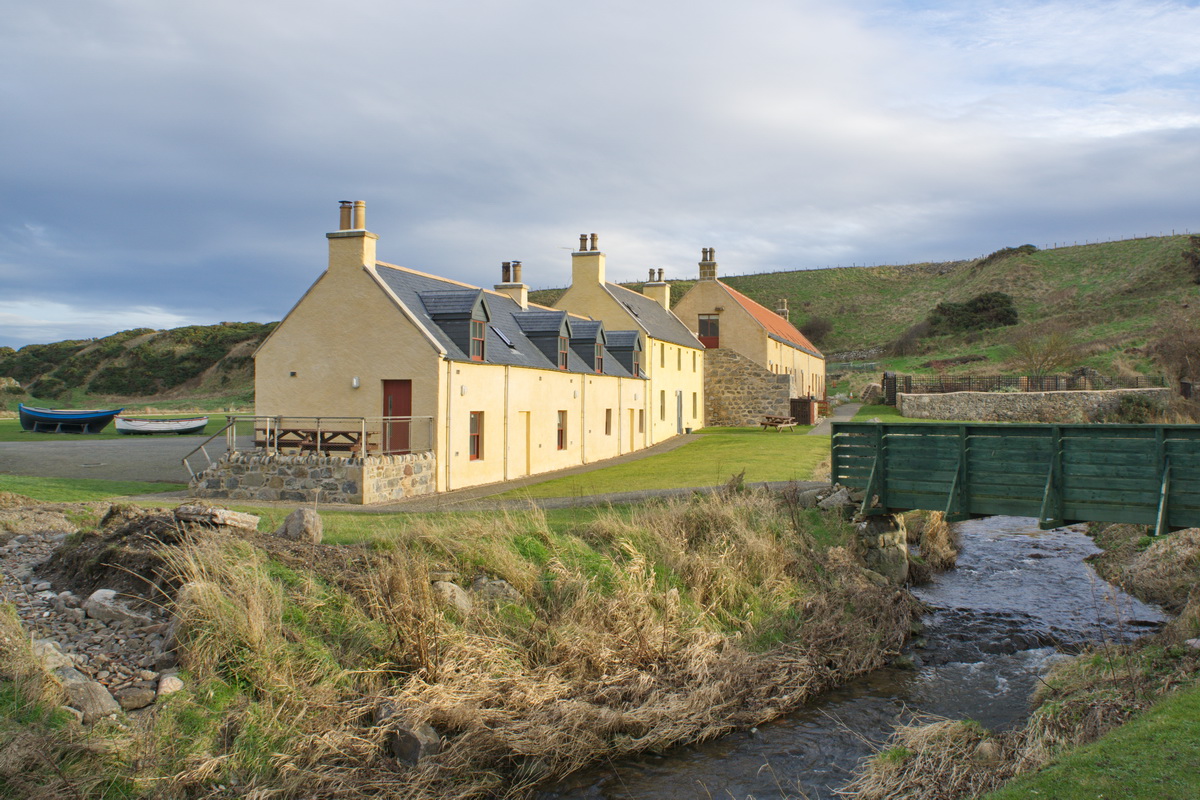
[382,379,412,454]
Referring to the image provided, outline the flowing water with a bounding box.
[539,516,1166,800]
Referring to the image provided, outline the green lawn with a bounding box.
[0,474,185,502]
[985,685,1200,800]
[492,427,829,500]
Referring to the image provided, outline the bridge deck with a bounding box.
[830,422,1200,533]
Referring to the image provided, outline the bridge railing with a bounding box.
[831,421,1200,534]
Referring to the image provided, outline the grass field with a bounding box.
[493,426,829,499]
[0,474,185,501]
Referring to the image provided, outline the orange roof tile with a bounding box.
[720,283,824,358]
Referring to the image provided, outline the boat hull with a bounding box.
[115,417,209,436]
[18,404,123,434]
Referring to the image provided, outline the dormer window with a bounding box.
[632,350,641,376]
[470,319,486,361]
[594,343,603,374]
[558,336,569,369]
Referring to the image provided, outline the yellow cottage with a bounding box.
[232,203,696,503]
[672,248,825,426]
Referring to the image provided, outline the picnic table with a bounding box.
[760,415,798,432]
[254,427,378,455]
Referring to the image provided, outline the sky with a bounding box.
[2,0,1198,349]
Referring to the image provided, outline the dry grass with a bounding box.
[142,492,919,799]
[920,512,959,573]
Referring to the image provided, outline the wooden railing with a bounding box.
[831,421,1200,535]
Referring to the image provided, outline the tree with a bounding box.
[1008,324,1080,379]
[1149,309,1200,384]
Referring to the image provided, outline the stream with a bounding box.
[539,516,1167,800]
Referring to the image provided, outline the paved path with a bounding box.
[0,436,216,484]
[807,402,862,436]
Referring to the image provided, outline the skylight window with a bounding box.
[492,326,516,348]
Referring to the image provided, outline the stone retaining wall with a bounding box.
[898,388,1172,423]
[704,347,793,427]
[190,450,436,504]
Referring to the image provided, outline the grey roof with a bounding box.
[418,289,486,318]
[605,330,641,350]
[568,319,605,343]
[604,283,703,349]
[374,265,640,378]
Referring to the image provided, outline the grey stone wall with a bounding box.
[704,347,793,427]
[898,388,1172,423]
[190,451,435,504]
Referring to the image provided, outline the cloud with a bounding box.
[1,0,1198,347]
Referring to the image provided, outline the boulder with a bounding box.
[115,687,157,711]
[470,576,522,604]
[83,589,153,627]
[53,667,120,724]
[273,508,323,544]
[31,639,74,672]
[157,673,184,698]
[817,487,852,510]
[374,703,441,764]
[432,581,473,615]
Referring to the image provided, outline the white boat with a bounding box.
[115,416,209,435]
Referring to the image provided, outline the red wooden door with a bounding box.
[382,380,412,454]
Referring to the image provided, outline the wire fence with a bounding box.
[881,373,1168,405]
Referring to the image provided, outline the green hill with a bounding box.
[533,235,1200,377]
[0,322,274,413]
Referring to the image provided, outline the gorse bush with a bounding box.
[977,244,1038,269]
[926,291,1019,336]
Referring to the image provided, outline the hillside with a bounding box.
[531,235,1200,376]
[0,322,274,413]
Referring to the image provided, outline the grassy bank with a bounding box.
[842,522,1200,800]
[0,491,919,798]
[0,475,185,501]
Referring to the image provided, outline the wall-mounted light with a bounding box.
[461,385,468,395]
[573,390,579,399]
[351,376,360,389]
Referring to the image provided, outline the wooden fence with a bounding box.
[830,422,1200,534]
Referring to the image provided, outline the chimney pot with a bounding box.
[657,268,664,282]
[501,261,512,283]
[579,234,588,252]
[648,268,656,281]
[512,260,522,282]
[589,233,598,251]
[352,200,366,230]
[338,201,353,231]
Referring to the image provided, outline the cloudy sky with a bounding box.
[2,0,1198,349]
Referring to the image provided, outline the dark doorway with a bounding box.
[383,379,412,454]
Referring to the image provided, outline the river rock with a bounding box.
[818,487,852,510]
[83,589,153,627]
[432,581,473,614]
[54,666,120,724]
[174,504,260,532]
[157,673,184,698]
[32,639,74,672]
[273,508,323,543]
[115,686,157,711]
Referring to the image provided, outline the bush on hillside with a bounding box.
[1182,236,1200,284]
[889,320,931,356]
[926,291,1019,336]
[800,316,833,346]
[977,244,1038,269]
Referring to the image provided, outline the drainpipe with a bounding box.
[503,365,510,481]
[444,359,452,491]
[581,376,587,464]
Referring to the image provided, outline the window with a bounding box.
[557,410,567,450]
[660,390,666,420]
[660,342,665,367]
[558,336,569,369]
[594,343,603,374]
[605,408,612,435]
[692,392,697,418]
[632,350,641,376]
[638,409,645,433]
[469,411,483,460]
[677,347,681,370]
[692,351,697,372]
[698,314,719,348]
[470,319,485,361]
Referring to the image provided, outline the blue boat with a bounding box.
[18,404,123,434]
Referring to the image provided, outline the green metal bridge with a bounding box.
[830,422,1200,535]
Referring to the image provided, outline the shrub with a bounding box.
[800,316,833,346]
[889,320,930,356]
[927,292,1019,336]
[1097,394,1164,424]
[977,244,1038,269]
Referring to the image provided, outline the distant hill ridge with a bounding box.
[4,235,1197,407]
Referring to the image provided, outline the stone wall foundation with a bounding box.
[190,451,436,504]
[898,388,1171,423]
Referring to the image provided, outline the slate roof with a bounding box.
[374,264,640,378]
[720,283,824,359]
[603,283,703,350]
